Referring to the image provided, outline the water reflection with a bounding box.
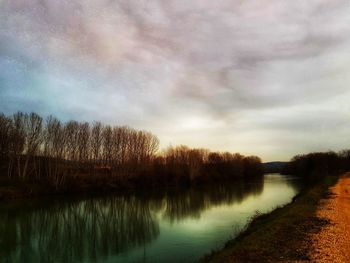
[163,177,263,222]
[265,173,304,192]
[1,196,160,263]
[0,175,297,263]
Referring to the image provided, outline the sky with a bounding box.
[1,0,350,161]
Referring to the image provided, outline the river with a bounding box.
[0,174,302,263]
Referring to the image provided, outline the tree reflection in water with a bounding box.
[163,177,264,223]
[0,178,264,263]
[0,196,159,262]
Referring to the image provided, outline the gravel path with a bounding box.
[310,174,350,263]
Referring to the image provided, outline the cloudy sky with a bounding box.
[1,0,350,161]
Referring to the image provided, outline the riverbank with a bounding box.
[0,174,264,201]
[310,174,350,262]
[203,174,340,262]
[0,176,170,201]
[0,175,169,201]
[0,175,133,200]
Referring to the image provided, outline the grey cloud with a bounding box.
[1,0,350,160]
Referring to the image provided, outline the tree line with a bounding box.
[0,111,263,189]
[282,150,350,182]
[155,145,263,185]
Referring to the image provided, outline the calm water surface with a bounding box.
[0,174,302,263]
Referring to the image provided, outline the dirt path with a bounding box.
[310,174,350,262]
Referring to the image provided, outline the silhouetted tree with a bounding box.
[282,151,346,182]
[0,111,264,189]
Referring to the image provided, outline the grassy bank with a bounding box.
[203,175,339,262]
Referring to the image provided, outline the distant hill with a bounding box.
[263,162,289,173]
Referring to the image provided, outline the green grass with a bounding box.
[203,176,339,263]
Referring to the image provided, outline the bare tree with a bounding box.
[91,122,103,164]
[77,122,90,163]
[44,116,66,185]
[102,125,113,166]
[64,121,79,162]
[22,112,43,179]
[0,114,12,159]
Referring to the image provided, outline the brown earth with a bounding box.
[309,174,350,262]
